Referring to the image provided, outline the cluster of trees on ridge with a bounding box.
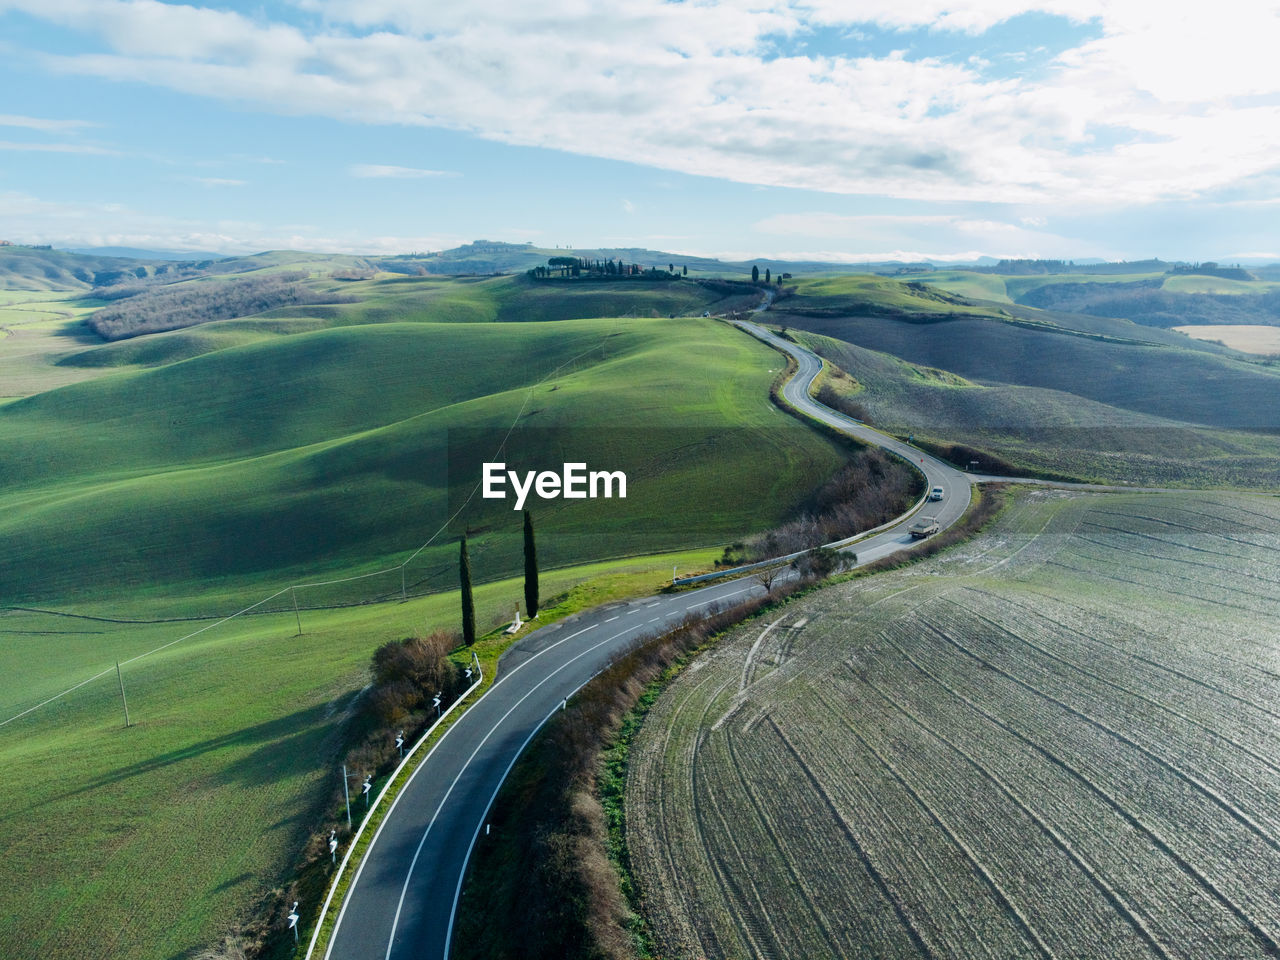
[87,272,352,340]
[528,256,790,285]
[527,256,689,280]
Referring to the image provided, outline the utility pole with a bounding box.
[116,661,131,728]
[291,586,302,636]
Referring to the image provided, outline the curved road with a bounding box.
[323,321,974,960]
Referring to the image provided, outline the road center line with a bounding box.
[381,623,643,960]
[324,619,600,960]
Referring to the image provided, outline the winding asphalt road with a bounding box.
[323,321,974,960]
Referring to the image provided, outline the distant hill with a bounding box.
[0,245,172,292]
[769,274,1280,434]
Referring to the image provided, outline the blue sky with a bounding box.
[2,0,1279,261]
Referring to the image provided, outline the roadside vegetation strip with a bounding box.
[628,489,1280,960]
[452,580,816,960]
[304,665,484,960]
[453,487,1014,959]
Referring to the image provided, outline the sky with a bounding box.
[2,0,1280,262]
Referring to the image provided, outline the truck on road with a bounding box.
[910,516,941,539]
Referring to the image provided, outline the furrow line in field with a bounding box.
[764,716,942,960]
[991,586,1278,703]
[929,596,1280,842]
[922,607,1280,857]
[1074,522,1280,587]
[721,719,858,958]
[911,616,1280,948]
[805,686,1060,960]
[780,694,1044,960]
[1180,500,1280,531]
[945,591,1280,749]
[629,664,733,959]
[878,625,1274,959]
[688,670,758,960]
[1042,554,1265,615]
[727,719,924,958]
[1065,534,1280,602]
[827,668,1172,960]
[1090,507,1280,550]
[692,723,787,959]
[979,589,1280,730]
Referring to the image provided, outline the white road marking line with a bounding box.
[645,602,661,608]
[385,624,640,960]
[324,618,598,960]
[649,617,661,624]
[605,615,619,623]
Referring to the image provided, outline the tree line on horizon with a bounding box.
[527,256,689,280]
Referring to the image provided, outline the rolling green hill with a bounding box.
[0,309,863,960]
[768,279,1280,433]
[799,331,1280,487]
[905,266,1280,329]
[0,316,846,608]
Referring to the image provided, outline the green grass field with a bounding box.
[0,317,844,608]
[0,307,855,960]
[0,545,727,960]
[781,274,994,318]
[1161,275,1280,295]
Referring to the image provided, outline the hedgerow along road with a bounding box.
[320,320,973,960]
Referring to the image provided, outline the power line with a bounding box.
[0,340,609,730]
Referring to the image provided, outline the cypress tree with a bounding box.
[523,509,539,617]
[765,268,771,284]
[751,264,760,282]
[460,536,476,646]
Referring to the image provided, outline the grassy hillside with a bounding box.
[767,282,1280,433]
[799,331,1280,487]
[904,267,1280,329]
[0,245,160,292]
[0,316,846,610]
[0,546,721,960]
[779,274,993,319]
[0,309,865,960]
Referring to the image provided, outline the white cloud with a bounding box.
[711,248,1007,263]
[0,140,116,154]
[180,176,246,187]
[622,199,635,214]
[5,0,1280,207]
[0,113,94,132]
[751,210,1092,259]
[349,163,458,178]
[0,189,462,254]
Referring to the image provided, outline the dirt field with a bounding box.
[628,488,1280,959]
[1174,324,1280,355]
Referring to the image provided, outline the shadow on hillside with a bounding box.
[5,701,344,820]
